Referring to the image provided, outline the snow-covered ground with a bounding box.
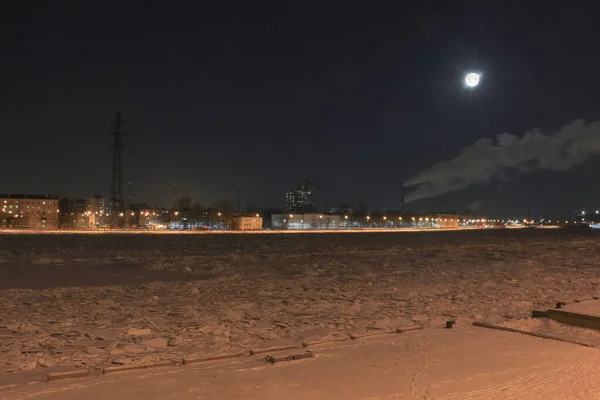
[1,229,599,373]
[5,327,600,399]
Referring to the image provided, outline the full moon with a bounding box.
[465,73,480,87]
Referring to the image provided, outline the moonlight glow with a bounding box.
[465,73,480,87]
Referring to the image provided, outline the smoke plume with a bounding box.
[404,119,600,203]
[466,200,483,213]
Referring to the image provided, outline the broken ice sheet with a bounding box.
[1,232,599,371]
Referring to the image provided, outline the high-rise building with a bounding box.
[285,179,314,213]
[86,196,112,228]
[59,198,88,229]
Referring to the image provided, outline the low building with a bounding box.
[0,194,60,230]
[392,213,465,228]
[575,209,600,224]
[232,216,263,231]
[431,213,462,228]
[324,205,353,216]
[139,209,172,229]
[271,213,340,230]
[206,209,232,230]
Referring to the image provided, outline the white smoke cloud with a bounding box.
[404,119,600,203]
[466,200,483,213]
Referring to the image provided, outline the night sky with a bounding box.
[3,1,600,217]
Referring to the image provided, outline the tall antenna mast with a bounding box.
[127,181,132,210]
[400,186,405,212]
[173,183,178,210]
[108,112,126,226]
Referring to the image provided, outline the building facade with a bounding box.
[431,213,462,228]
[575,209,600,224]
[231,216,263,231]
[324,205,353,216]
[285,179,314,213]
[139,209,172,229]
[0,194,60,230]
[85,196,112,228]
[59,198,88,229]
[271,213,340,230]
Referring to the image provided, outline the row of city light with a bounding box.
[74,210,252,219]
[2,208,59,214]
[3,206,577,225]
[2,200,54,205]
[285,214,486,223]
[2,205,53,209]
[505,219,573,224]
